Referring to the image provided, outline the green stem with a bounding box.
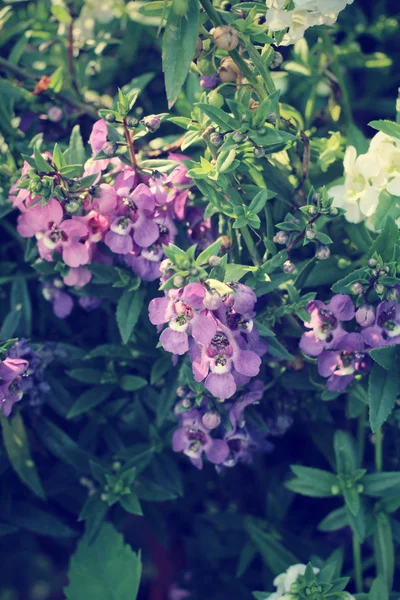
[357,407,366,464]
[375,426,383,473]
[240,225,261,266]
[321,31,353,126]
[352,535,363,594]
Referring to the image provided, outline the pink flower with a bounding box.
[0,357,29,417]
[89,119,108,154]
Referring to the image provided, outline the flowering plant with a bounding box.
[0,0,400,598]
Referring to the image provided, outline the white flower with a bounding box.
[331,131,400,230]
[268,564,320,599]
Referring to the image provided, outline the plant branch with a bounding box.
[67,19,79,95]
[352,534,363,594]
[240,225,261,266]
[322,31,353,126]
[123,118,138,169]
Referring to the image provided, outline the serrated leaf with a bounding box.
[368,363,400,432]
[1,413,45,500]
[162,0,199,108]
[65,523,142,600]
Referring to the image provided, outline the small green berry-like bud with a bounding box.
[106,113,116,123]
[173,275,185,287]
[374,282,385,295]
[210,132,224,146]
[232,130,246,143]
[350,282,363,295]
[254,146,265,158]
[315,245,330,260]
[331,484,340,495]
[305,227,316,240]
[126,116,138,128]
[176,386,187,398]
[208,255,221,267]
[368,258,377,268]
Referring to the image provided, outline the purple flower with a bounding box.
[299,294,355,357]
[42,282,74,319]
[0,356,29,416]
[186,207,216,251]
[9,339,55,408]
[172,408,229,469]
[89,119,108,154]
[200,73,220,89]
[318,333,371,392]
[362,301,400,348]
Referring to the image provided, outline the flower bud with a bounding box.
[48,106,63,122]
[65,200,80,213]
[105,113,116,123]
[208,90,224,107]
[142,114,161,133]
[218,57,241,82]
[315,245,330,260]
[387,287,399,301]
[160,258,173,274]
[283,260,295,273]
[176,386,188,398]
[329,206,339,217]
[219,235,232,252]
[173,275,185,287]
[88,185,96,195]
[221,0,232,10]
[202,411,221,430]
[126,116,138,128]
[254,146,265,158]
[208,255,221,267]
[182,397,192,408]
[213,25,239,51]
[350,282,363,295]
[305,227,316,240]
[200,73,220,90]
[274,231,289,245]
[270,51,283,69]
[194,37,203,60]
[374,282,385,295]
[103,141,118,156]
[204,289,222,310]
[257,15,266,25]
[172,0,188,15]
[355,305,375,327]
[210,132,224,146]
[232,130,246,143]
[368,258,377,268]
[266,112,276,125]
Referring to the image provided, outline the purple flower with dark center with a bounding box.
[361,301,400,348]
[172,408,229,469]
[0,355,29,416]
[317,333,371,392]
[200,73,220,90]
[299,294,355,357]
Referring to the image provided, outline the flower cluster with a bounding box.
[0,348,29,417]
[266,563,355,600]
[172,380,271,469]
[330,131,400,230]
[149,282,267,399]
[300,294,374,392]
[9,121,193,299]
[266,0,353,46]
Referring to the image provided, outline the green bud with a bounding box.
[331,484,340,495]
[106,113,116,123]
[208,91,224,108]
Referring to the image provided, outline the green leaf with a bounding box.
[369,346,398,370]
[374,190,400,230]
[162,0,199,109]
[51,4,72,23]
[49,66,64,93]
[245,518,298,575]
[286,466,336,498]
[318,507,347,532]
[195,239,222,266]
[331,267,367,294]
[362,472,400,497]
[249,189,269,214]
[195,103,238,131]
[266,337,294,361]
[34,146,52,173]
[120,493,143,516]
[368,216,399,263]
[0,413,45,500]
[120,375,147,392]
[6,502,76,538]
[67,369,104,384]
[65,523,142,600]
[0,307,21,339]
[334,430,359,475]
[11,278,31,337]
[373,513,394,591]
[136,477,178,501]
[116,289,145,345]
[368,363,400,432]
[150,355,172,385]
[67,385,115,419]
[369,119,400,140]
[67,125,86,166]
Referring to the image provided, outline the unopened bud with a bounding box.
[283,260,295,274]
[208,255,221,267]
[48,106,63,122]
[387,287,399,301]
[126,116,138,128]
[270,51,283,69]
[331,485,340,495]
[368,258,377,268]
[182,397,192,408]
[176,386,187,398]
[213,25,239,51]
[274,231,289,245]
[160,258,173,274]
[219,235,232,252]
[210,132,224,146]
[65,200,80,213]
[142,114,161,133]
[315,245,330,260]
[374,282,385,295]
[266,112,276,125]
[329,206,339,217]
[355,305,375,327]
[254,146,265,158]
[232,130,246,143]
[202,411,221,430]
[203,289,222,310]
[350,282,364,295]
[173,275,185,287]
[305,227,316,240]
[219,57,241,82]
[103,141,118,156]
[105,113,116,123]
[172,0,188,15]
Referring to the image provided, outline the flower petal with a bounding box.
[205,372,236,399]
[160,328,188,355]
